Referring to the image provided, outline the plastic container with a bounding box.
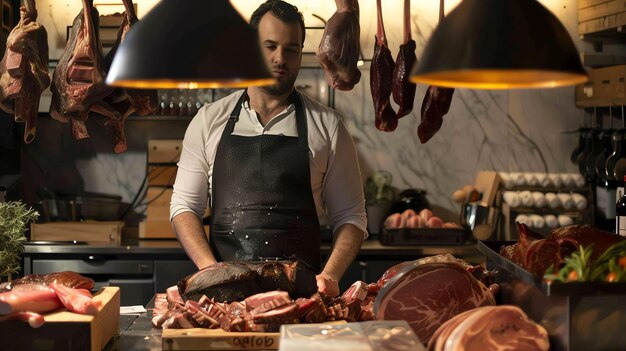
[478,240,626,351]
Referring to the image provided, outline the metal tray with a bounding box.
[478,240,626,351]
[379,227,469,246]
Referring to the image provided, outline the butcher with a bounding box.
[170,0,367,297]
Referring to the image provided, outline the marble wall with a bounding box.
[23,0,607,222]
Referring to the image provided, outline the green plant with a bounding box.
[0,201,39,277]
[364,171,394,206]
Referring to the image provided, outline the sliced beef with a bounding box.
[370,0,397,132]
[427,306,549,351]
[392,0,417,118]
[0,0,50,144]
[374,262,495,344]
[245,291,291,313]
[177,260,316,303]
[316,0,361,91]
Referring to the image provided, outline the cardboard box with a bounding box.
[31,221,123,244]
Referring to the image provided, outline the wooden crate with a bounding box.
[30,221,124,244]
[0,287,120,351]
[148,140,183,164]
[576,64,626,107]
[579,10,626,34]
[148,166,177,186]
[579,0,626,22]
[139,219,209,239]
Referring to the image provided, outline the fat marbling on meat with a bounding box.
[374,260,495,344]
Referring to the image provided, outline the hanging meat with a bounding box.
[100,0,158,153]
[316,0,361,91]
[0,0,50,144]
[49,0,120,147]
[392,0,416,118]
[417,0,454,143]
[370,0,397,132]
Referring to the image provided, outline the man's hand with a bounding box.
[316,272,340,297]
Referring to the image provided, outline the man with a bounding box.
[170,0,366,297]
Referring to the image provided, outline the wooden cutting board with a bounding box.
[0,286,120,351]
[162,321,347,350]
[163,328,281,350]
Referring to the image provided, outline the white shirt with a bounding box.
[170,90,368,238]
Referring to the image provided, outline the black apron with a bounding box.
[209,90,321,272]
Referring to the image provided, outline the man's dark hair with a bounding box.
[250,0,305,47]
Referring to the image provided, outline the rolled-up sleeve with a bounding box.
[322,119,368,239]
[170,115,210,222]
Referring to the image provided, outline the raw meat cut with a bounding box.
[177,260,317,303]
[417,0,454,143]
[316,0,361,91]
[374,261,495,344]
[370,0,397,132]
[0,0,50,143]
[101,0,157,153]
[49,0,119,145]
[50,283,101,315]
[0,284,62,314]
[392,0,416,118]
[0,271,94,292]
[418,85,454,143]
[427,305,549,351]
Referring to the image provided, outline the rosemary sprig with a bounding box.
[545,240,626,283]
[0,201,39,277]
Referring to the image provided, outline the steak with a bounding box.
[177,260,317,303]
[316,0,361,91]
[392,0,417,118]
[374,261,495,344]
[0,0,50,144]
[427,306,549,351]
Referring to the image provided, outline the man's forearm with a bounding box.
[172,211,217,269]
[322,223,365,280]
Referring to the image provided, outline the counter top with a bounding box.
[24,239,481,258]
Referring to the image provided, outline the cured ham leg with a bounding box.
[0,0,50,143]
[392,0,417,118]
[417,0,454,143]
[50,0,119,141]
[370,0,397,132]
[316,0,361,91]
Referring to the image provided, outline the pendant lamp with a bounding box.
[410,0,588,90]
[106,0,275,89]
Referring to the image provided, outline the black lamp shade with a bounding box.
[410,0,588,89]
[106,0,275,89]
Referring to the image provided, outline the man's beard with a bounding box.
[261,72,297,96]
